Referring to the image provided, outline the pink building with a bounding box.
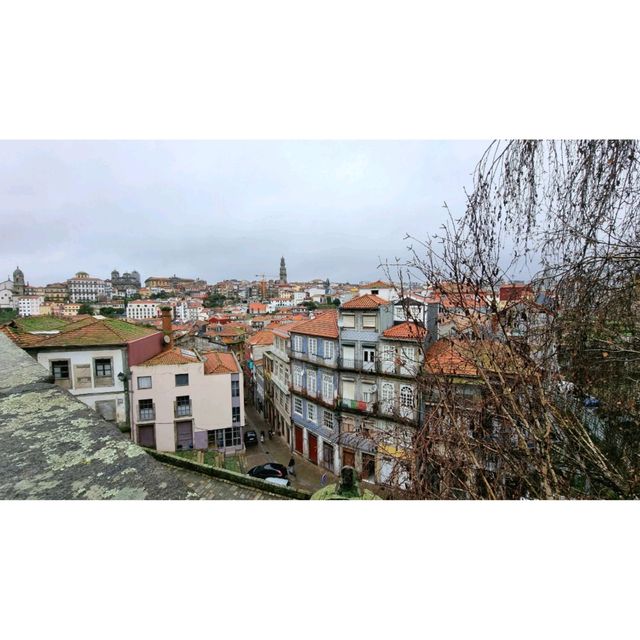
[130,347,245,453]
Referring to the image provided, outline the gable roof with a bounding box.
[290,310,339,339]
[341,294,389,310]
[4,317,160,350]
[204,351,240,375]
[361,280,392,289]
[382,321,427,341]
[138,347,200,367]
[247,329,275,346]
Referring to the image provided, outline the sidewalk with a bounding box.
[244,404,337,494]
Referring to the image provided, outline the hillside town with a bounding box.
[0,257,556,497]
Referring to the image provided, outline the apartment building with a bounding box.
[130,348,244,453]
[16,295,44,317]
[126,300,164,320]
[289,311,341,473]
[67,272,106,303]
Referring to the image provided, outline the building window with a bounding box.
[306,371,316,396]
[323,341,334,359]
[293,366,303,389]
[294,397,303,415]
[232,406,240,423]
[208,427,241,448]
[308,338,317,355]
[231,380,240,397]
[293,335,302,352]
[323,410,333,429]
[94,358,113,378]
[175,373,189,386]
[137,376,152,389]
[51,360,70,380]
[322,374,333,401]
[138,398,155,421]
[342,314,355,328]
[400,386,414,408]
[175,395,191,417]
[362,314,377,330]
[307,403,316,423]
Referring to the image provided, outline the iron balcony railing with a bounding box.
[287,348,338,367]
[174,400,192,418]
[289,384,338,409]
[337,356,420,377]
[138,406,156,422]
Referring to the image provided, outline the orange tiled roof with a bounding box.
[341,294,389,309]
[290,310,339,339]
[361,280,392,289]
[18,317,160,349]
[382,322,427,341]
[247,329,275,346]
[139,347,200,366]
[424,338,522,377]
[204,351,240,375]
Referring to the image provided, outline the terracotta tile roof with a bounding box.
[204,351,240,375]
[424,338,522,377]
[341,294,389,309]
[361,280,392,289]
[139,347,200,366]
[272,320,308,338]
[382,321,427,341]
[22,318,159,349]
[290,310,339,339]
[247,329,275,346]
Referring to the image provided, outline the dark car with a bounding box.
[248,463,288,479]
[244,430,259,447]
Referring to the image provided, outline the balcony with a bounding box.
[287,348,337,368]
[138,405,156,422]
[289,384,337,409]
[174,400,192,418]
[338,397,378,415]
[338,356,419,377]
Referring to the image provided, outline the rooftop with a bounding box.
[204,351,240,374]
[341,294,389,310]
[138,347,200,366]
[382,321,427,341]
[290,310,339,339]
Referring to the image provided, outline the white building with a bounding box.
[126,300,163,320]
[17,295,44,317]
[0,279,14,309]
[67,272,106,303]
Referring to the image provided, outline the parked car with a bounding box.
[264,477,291,488]
[244,430,259,447]
[248,463,288,479]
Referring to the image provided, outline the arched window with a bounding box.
[400,385,414,408]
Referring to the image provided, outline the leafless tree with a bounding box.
[386,140,639,499]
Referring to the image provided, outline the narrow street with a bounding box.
[243,404,337,494]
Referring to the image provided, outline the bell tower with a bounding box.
[12,266,25,296]
[279,256,287,284]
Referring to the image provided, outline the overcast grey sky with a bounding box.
[0,141,488,285]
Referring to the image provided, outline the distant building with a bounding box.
[279,256,288,284]
[110,269,141,296]
[16,295,44,317]
[67,272,106,303]
[12,267,25,296]
[126,300,164,321]
[0,279,14,309]
[44,282,69,303]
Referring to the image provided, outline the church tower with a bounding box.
[13,266,25,296]
[279,256,287,284]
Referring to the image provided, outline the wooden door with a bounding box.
[342,448,355,468]
[176,420,193,450]
[294,425,303,453]
[308,432,318,464]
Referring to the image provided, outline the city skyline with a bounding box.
[0,140,488,284]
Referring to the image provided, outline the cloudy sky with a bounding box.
[0,140,488,285]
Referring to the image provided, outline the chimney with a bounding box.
[425,302,439,348]
[161,306,173,349]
